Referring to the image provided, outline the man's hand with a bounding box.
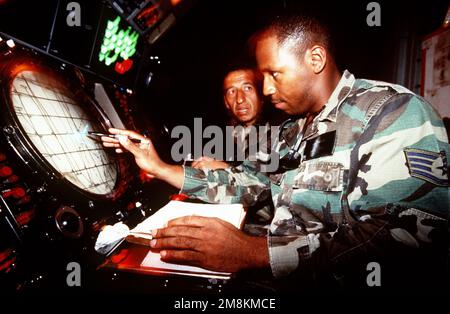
[192,156,230,170]
[101,128,162,175]
[101,128,184,188]
[150,216,269,273]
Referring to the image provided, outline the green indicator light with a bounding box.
[98,16,139,67]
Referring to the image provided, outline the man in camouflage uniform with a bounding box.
[191,64,269,170]
[190,64,275,227]
[104,15,449,292]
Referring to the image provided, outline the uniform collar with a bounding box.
[316,70,355,123]
[280,70,355,147]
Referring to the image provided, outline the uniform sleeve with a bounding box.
[268,93,450,279]
[180,160,271,206]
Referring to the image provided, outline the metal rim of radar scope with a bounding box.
[0,55,126,202]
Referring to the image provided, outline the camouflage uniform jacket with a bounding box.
[229,121,275,225]
[181,70,450,279]
[228,121,272,166]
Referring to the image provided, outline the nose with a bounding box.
[236,89,245,104]
[263,76,275,96]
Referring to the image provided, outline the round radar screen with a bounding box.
[9,69,117,195]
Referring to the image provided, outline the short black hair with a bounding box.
[222,56,262,93]
[222,55,257,79]
[254,14,333,58]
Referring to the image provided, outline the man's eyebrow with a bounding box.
[258,67,271,73]
[223,81,255,91]
[259,65,279,72]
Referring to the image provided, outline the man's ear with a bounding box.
[305,45,327,74]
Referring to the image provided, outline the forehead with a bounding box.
[255,32,298,71]
[223,70,256,88]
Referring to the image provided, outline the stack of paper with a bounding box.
[127,200,246,279]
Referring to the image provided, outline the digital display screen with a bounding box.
[90,6,144,87]
[98,16,139,67]
[0,1,144,88]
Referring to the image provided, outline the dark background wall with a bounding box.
[136,0,449,129]
[0,0,448,129]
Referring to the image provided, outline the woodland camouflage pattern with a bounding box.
[181,70,450,281]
